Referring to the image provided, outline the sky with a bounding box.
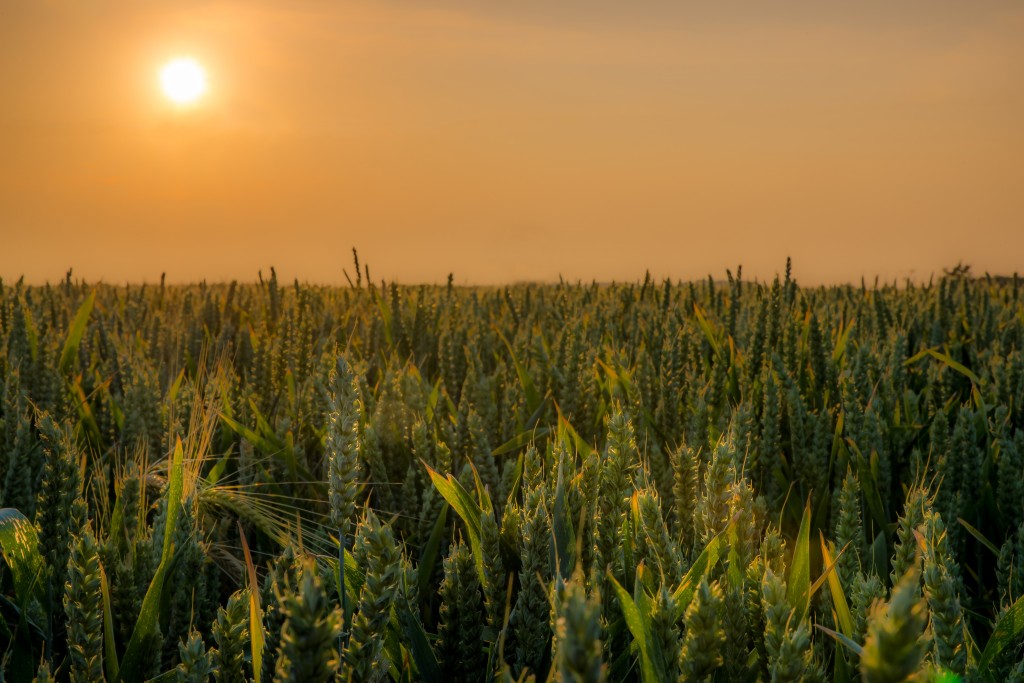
[1,1,1022,285]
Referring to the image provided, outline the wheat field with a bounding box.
[1,261,1022,682]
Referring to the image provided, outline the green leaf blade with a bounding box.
[788,498,812,619]
[0,508,45,609]
[59,291,95,375]
[117,439,185,683]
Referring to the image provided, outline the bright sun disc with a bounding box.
[160,58,207,104]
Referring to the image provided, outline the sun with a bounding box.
[160,58,207,104]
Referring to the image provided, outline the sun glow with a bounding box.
[160,58,207,104]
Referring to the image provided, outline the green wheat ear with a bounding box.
[480,503,508,635]
[1,371,35,517]
[554,568,605,683]
[679,578,725,682]
[210,588,250,683]
[511,476,553,678]
[670,441,699,548]
[860,569,929,683]
[719,579,753,681]
[891,485,929,585]
[851,571,887,644]
[273,559,342,683]
[176,630,213,683]
[327,355,362,538]
[834,467,865,588]
[437,540,487,681]
[343,510,402,683]
[64,527,104,683]
[634,487,684,587]
[649,585,681,680]
[760,568,814,683]
[36,412,87,648]
[922,510,967,676]
[694,440,734,548]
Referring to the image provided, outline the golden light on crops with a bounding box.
[159,57,207,104]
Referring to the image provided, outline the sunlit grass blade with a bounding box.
[903,347,981,386]
[978,594,1024,675]
[693,302,723,360]
[551,451,574,579]
[424,461,484,581]
[59,290,94,375]
[788,497,812,619]
[671,518,731,617]
[608,571,665,683]
[819,533,855,638]
[496,327,542,415]
[0,508,45,609]
[100,565,119,682]
[815,623,864,658]
[957,517,1000,556]
[396,593,442,683]
[239,526,264,683]
[117,438,184,683]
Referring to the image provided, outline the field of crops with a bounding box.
[1,262,1023,682]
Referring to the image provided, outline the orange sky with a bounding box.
[2,1,1022,285]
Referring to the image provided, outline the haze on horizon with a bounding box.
[2,1,1022,286]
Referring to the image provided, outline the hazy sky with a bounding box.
[2,1,1022,285]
